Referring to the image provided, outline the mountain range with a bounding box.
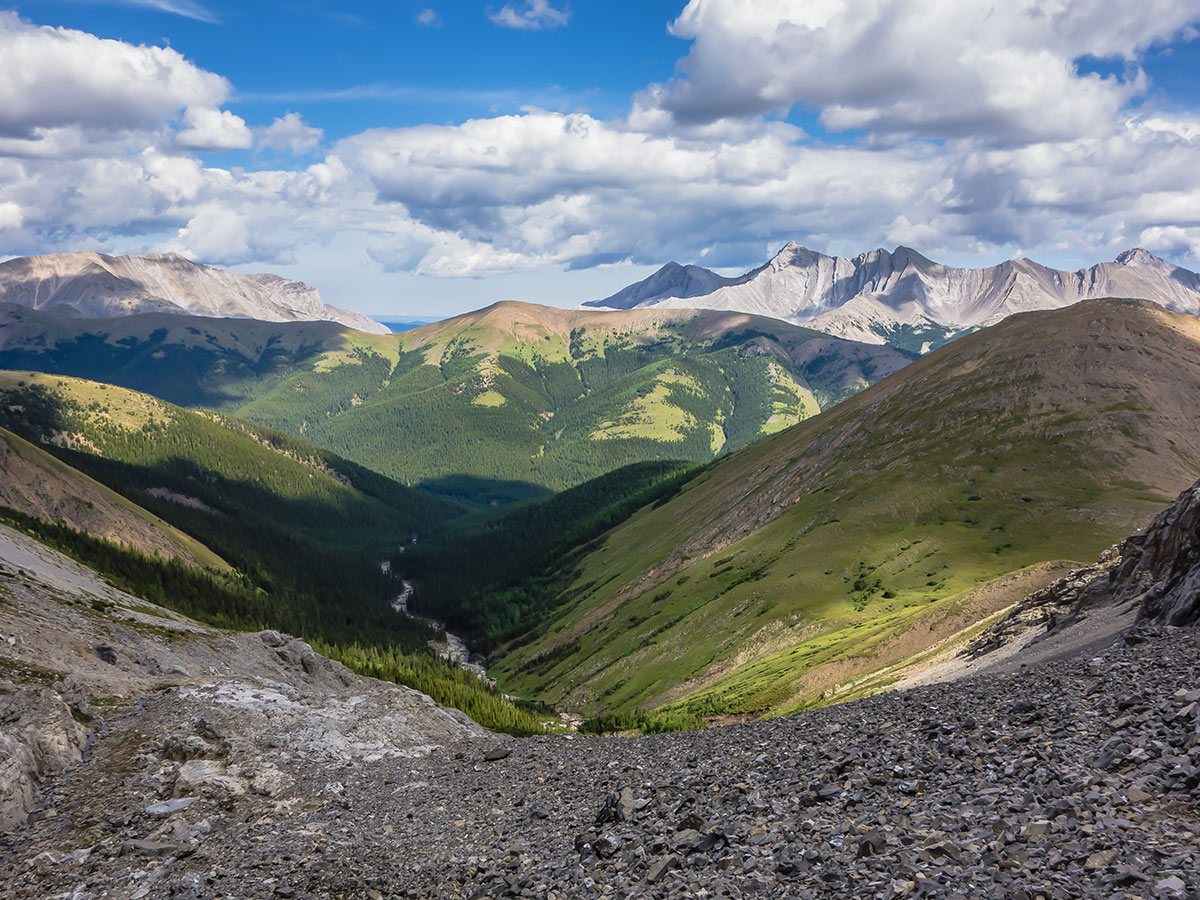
[3,248,1199,725]
[589,244,1200,352]
[0,251,387,334]
[4,261,1200,897]
[0,300,911,505]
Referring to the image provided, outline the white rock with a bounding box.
[589,244,1200,351]
[175,760,247,798]
[145,797,200,817]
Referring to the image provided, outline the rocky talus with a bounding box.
[3,621,1198,898]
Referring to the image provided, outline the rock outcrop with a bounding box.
[0,251,387,334]
[0,682,89,832]
[1124,481,1200,626]
[967,477,1200,658]
[0,521,487,833]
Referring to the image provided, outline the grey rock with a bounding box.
[593,834,621,859]
[123,840,184,857]
[646,855,678,885]
[145,797,200,818]
[52,674,90,718]
[92,644,117,664]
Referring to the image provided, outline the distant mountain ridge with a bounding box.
[0,299,911,506]
[588,244,1200,352]
[0,251,388,334]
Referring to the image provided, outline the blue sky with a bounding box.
[29,1,688,135]
[5,1,1200,316]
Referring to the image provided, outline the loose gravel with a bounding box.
[5,625,1198,900]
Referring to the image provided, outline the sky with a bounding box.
[2,1,1200,316]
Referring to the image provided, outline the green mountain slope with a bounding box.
[0,304,347,408]
[486,299,1200,718]
[404,459,700,650]
[0,371,558,735]
[0,301,912,505]
[0,370,458,599]
[0,426,227,569]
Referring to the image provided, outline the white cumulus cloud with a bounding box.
[258,113,324,155]
[175,107,252,151]
[647,0,1200,141]
[0,11,229,139]
[4,3,1200,301]
[0,201,22,231]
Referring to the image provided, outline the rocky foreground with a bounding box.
[6,477,1200,900]
[2,621,1196,900]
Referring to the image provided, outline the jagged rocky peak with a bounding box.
[889,245,937,269]
[772,240,817,259]
[143,251,192,264]
[1116,247,1166,267]
[0,250,387,334]
[590,258,732,309]
[589,243,1200,352]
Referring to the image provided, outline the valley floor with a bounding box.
[5,624,1199,899]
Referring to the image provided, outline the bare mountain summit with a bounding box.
[589,244,1200,352]
[0,251,388,333]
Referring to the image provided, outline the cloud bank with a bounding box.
[2,2,1200,286]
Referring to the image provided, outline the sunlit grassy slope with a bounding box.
[222,303,911,502]
[0,301,911,505]
[490,300,1200,717]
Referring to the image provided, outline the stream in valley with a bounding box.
[383,564,495,686]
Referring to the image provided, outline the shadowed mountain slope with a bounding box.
[0,426,226,569]
[0,371,459,565]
